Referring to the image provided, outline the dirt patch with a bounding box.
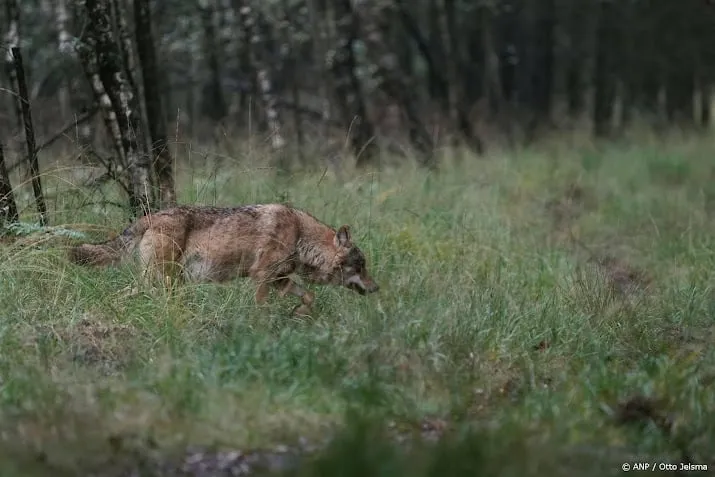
[610,394,700,467]
[544,182,652,299]
[586,254,652,298]
[614,394,671,430]
[565,258,652,322]
[62,314,137,373]
[661,324,715,365]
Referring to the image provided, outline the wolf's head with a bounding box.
[331,225,379,295]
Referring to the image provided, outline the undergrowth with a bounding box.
[0,136,714,475]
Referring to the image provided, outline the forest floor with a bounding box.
[1,133,714,476]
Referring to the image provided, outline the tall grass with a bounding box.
[0,135,714,475]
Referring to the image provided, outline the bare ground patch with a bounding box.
[62,313,138,373]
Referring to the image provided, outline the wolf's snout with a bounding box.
[345,274,379,295]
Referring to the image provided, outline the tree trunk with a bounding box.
[4,0,22,132]
[75,27,127,166]
[0,144,19,225]
[426,0,447,104]
[497,0,520,105]
[593,0,618,138]
[520,0,554,140]
[84,0,155,215]
[438,0,482,153]
[237,1,286,155]
[356,0,435,168]
[531,0,554,118]
[394,0,448,108]
[307,0,332,140]
[465,6,485,107]
[623,0,661,123]
[12,47,48,226]
[279,0,304,162]
[111,0,138,96]
[481,5,503,116]
[438,0,461,137]
[113,0,152,156]
[659,1,696,128]
[330,0,379,167]
[198,0,228,121]
[233,0,256,127]
[565,0,585,118]
[666,67,696,127]
[256,68,287,152]
[56,0,73,119]
[702,82,712,128]
[135,0,176,207]
[395,19,412,80]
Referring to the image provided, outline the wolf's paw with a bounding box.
[292,304,313,317]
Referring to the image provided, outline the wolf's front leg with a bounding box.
[248,248,295,307]
[274,278,315,316]
[254,282,270,305]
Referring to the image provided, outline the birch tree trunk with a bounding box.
[238,0,286,152]
[113,0,154,156]
[84,0,155,215]
[75,28,127,167]
[4,0,22,132]
[56,0,73,119]
[308,0,333,141]
[232,0,256,127]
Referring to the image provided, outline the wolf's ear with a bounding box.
[335,225,352,247]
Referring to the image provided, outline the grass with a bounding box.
[1,134,715,475]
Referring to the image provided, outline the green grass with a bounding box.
[1,135,715,475]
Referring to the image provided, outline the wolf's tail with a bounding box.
[68,220,147,266]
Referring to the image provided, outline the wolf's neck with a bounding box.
[296,227,335,270]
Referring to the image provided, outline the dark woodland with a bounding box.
[1,0,714,218]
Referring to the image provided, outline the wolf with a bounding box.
[68,204,379,316]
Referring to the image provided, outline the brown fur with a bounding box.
[68,204,379,315]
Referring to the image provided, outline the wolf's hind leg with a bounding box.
[137,231,184,292]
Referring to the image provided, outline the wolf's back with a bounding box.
[69,219,148,266]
